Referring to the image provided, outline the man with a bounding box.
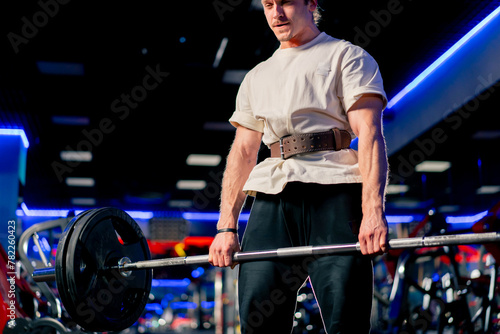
[208,0,389,332]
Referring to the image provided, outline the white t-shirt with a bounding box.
[229,32,387,196]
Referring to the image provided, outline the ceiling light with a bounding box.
[386,184,409,195]
[476,185,500,195]
[65,177,95,187]
[36,61,85,76]
[71,198,96,206]
[415,161,451,172]
[222,69,248,84]
[60,151,93,162]
[168,200,193,208]
[203,122,235,131]
[52,115,90,126]
[388,199,423,209]
[186,154,222,166]
[176,180,207,190]
[472,130,500,140]
[213,37,228,68]
[438,205,460,213]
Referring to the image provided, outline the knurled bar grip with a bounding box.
[32,232,500,283]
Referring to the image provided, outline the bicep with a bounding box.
[347,94,384,137]
[232,126,263,157]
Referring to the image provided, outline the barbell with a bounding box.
[31,207,500,332]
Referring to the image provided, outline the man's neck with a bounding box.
[280,26,321,49]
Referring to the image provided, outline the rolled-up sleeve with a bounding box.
[229,73,265,133]
[337,45,387,113]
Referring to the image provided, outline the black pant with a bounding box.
[238,182,373,334]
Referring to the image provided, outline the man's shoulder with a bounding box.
[323,34,379,66]
[319,33,366,54]
[245,59,268,79]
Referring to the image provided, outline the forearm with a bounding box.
[217,128,261,229]
[218,153,255,229]
[357,126,388,217]
[347,95,388,254]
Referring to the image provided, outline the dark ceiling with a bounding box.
[1,0,500,217]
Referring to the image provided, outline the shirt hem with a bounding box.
[243,177,363,197]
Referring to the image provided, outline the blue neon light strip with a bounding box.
[20,203,69,217]
[75,209,153,219]
[0,128,30,148]
[386,5,500,109]
[386,215,416,224]
[170,301,198,310]
[145,303,163,315]
[182,212,250,222]
[152,278,191,288]
[201,301,215,309]
[145,301,214,313]
[182,212,220,221]
[446,210,488,224]
[126,210,154,219]
[18,203,153,219]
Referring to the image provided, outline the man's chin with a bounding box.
[274,31,293,42]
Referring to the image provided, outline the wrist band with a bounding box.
[217,228,238,234]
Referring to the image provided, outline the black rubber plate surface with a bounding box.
[55,207,152,332]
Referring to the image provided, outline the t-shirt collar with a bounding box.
[275,31,327,54]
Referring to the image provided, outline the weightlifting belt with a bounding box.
[269,128,351,159]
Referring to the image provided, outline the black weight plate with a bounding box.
[55,209,93,324]
[55,208,152,332]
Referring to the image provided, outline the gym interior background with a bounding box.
[1,0,500,333]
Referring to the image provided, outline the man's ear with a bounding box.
[308,0,318,12]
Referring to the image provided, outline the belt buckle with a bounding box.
[279,135,290,159]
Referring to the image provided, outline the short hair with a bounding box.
[304,0,322,26]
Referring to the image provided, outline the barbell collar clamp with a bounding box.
[32,267,58,282]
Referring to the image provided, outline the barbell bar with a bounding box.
[32,231,500,283]
[28,207,500,332]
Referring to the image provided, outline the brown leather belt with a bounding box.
[269,128,351,159]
